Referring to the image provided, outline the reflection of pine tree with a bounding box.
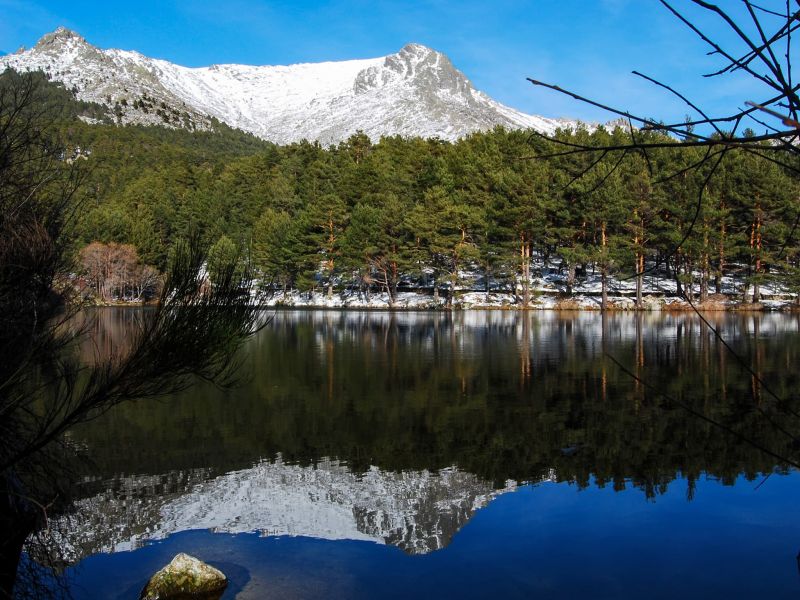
[72,312,800,502]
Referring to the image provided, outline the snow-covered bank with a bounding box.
[255,267,799,310]
[90,289,799,311]
[255,289,798,311]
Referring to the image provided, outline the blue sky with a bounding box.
[0,0,773,126]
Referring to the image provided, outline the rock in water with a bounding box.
[139,553,227,600]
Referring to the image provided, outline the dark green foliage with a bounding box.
[252,208,298,292]
[77,121,800,303]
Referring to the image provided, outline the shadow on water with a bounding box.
[210,562,251,600]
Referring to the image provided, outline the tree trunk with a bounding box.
[753,210,762,303]
[601,269,608,311]
[635,252,643,308]
[717,203,726,294]
[521,237,530,308]
[700,257,709,304]
[379,268,392,304]
[633,213,644,308]
[699,221,710,303]
[673,255,683,298]
[600,222,608,311]
[700,273,708,303]
[390,261,399,305]
[566,261,575,297]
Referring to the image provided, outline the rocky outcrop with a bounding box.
[139,553,227,600]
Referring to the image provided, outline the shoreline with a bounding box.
[92,292,800,312]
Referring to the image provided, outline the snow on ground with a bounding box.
[256,264,800,311]
[255,289,799,311]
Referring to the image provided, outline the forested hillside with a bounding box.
[12,68,799,307]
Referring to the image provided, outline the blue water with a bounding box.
[65,474,800,599]
[43,310,800,598]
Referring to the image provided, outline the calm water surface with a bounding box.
[59,309,800,598]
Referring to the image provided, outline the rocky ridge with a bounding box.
[1,27,577,144]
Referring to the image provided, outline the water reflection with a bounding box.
[62,309,800,564]
[57,457,527,563]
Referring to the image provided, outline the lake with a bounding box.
[53,309,800,598]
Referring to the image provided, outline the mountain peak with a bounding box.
[35,26,87,49]
[396,43,450,67]
[399,42,436,56]
[54,25,79,36]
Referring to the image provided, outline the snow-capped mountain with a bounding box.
[49,457,536,563]
[1,27,575,144]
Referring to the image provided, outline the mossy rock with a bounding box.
[139,553,227,600]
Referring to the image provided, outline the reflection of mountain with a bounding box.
[56,457,527,563]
